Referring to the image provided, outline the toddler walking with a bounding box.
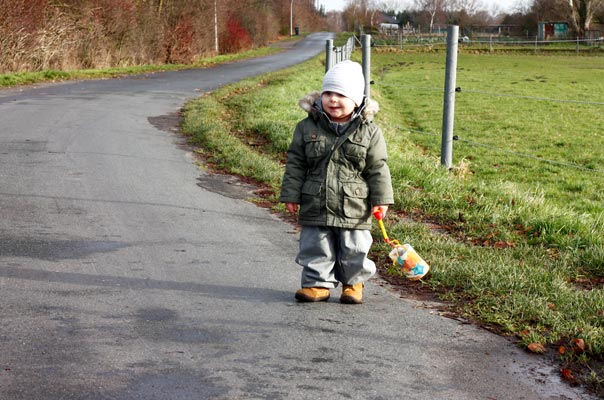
[280,60,394,304]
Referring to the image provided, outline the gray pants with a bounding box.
[296,226,376,289]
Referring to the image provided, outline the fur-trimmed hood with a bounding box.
[298,91,379,123]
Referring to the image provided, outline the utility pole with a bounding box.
[214,0,219,54]
[362,34,371,99]
[441,25,459,169]
[325,39,333,72]
[290,0,294,36]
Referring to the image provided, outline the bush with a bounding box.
[0,0,328,73]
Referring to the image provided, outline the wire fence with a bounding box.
[371,33,604,54]
[369,31,604,176]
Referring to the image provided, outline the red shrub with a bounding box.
[164,16,196,64]
[221,15,252,54]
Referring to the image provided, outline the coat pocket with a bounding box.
[300,180,322,217]
[304,133,326,159]
[342,133,370,162]
[342,183,369,219]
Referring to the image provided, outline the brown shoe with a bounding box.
[340,283,364,304]
[295,287,330,302]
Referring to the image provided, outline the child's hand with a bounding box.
[371,205,389,219]
[285,202,299,214]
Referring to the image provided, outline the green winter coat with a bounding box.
[280,92,394,230]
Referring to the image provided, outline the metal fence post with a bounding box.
[325,39,333,72]
[441,25,459,169]
[362,34,371,99]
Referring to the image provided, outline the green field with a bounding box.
[182,49,604,390]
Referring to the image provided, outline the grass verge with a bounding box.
[181,50,604,395]
[0,46,281,88]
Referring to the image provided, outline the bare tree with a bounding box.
[444,0,479,27]
[375,0,402,11]
[414,0,445,32]
[342,0,369,32]
[563,0,604,37]
[447,0,478,13]
[531,0,568,21]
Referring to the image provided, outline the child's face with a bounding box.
[321,91,356,123]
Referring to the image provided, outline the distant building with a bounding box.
[538,22,569,40]
[585,24,604,42]
[376,12,399,34]
[482,25,516,36]
[379,23,399,34]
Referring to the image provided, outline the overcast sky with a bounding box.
[316,0,530,14]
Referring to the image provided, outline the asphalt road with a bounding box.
[0,33,595,400]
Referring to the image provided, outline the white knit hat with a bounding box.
[321,60,365,106]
